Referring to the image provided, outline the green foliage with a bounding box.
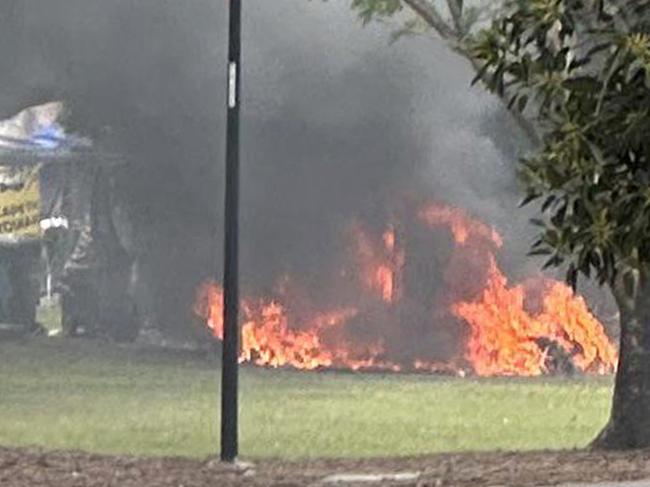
[345,1,500,41]
[351,0,403,24]
[341,0,541,143]
[470,0,650,291]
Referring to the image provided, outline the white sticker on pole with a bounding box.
[228,62,238,108]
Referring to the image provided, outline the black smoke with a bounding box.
[0,0,586,345]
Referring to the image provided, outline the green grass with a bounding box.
[0,339,614,459]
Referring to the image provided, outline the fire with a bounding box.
[195,281,392,370]
[452,258,616,376]
[350,222,404,304]
[194,202,618,376]
[537,281,618,373]
[419,204,503,248]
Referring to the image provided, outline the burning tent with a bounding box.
[0,102,137,341]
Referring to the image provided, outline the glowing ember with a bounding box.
[194,202,618,376]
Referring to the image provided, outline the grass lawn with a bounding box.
[0,339,614,459]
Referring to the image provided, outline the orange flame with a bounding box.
[194,202,618,376]
[452,259,615,376]
[195,282,397,370]
[419,205,503,248]
[537,282,618,373]
[419,203,617,376]
[350,222,404,304]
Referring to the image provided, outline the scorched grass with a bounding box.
[0,339,613,459]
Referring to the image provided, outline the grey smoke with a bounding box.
[0,0,610,345]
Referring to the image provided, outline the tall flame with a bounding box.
[452,258,616,376]
[350,222,404,304]
[194,202,618,376]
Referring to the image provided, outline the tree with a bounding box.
[345,0,540,144]
[472,0,650,449]
[345,0,650,449]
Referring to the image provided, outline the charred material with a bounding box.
[536,337,578,377]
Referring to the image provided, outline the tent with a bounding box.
[0,102,138,341]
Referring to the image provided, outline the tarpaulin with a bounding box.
[0,102,136,337]
[0,102,93,245]
[0,101,90,152]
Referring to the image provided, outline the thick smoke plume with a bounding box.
[0,0,611,344]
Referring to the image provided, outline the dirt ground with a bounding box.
[2,446,650,486]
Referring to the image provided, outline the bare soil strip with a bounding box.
[3,446,650,486]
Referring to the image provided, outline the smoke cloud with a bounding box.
[0,0,603,344]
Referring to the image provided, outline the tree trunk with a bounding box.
[592,278,650,449]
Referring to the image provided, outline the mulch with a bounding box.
[2,446,650,486]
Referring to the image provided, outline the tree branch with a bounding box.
[400,0,541,147]
[445,0,465,36]
[401,0,455,40]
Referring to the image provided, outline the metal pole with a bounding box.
[221,0,241,463]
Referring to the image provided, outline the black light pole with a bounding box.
[221,0,241,463]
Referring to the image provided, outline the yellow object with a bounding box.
[0,165,41,242]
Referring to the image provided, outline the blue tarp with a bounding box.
[0,102,91,154]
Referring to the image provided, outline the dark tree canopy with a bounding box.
[472,0,650,296]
